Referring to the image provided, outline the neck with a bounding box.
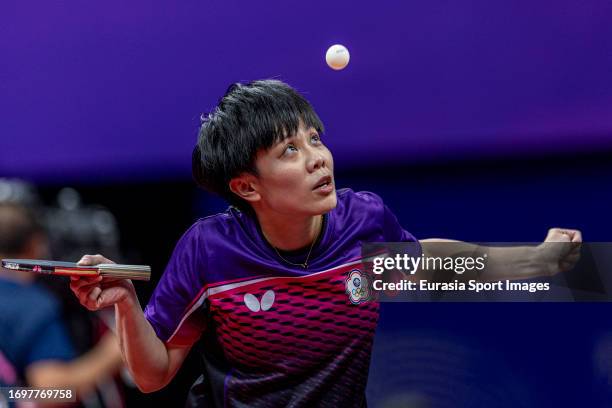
[256,212,322,251]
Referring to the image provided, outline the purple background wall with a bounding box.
[2,0,612,181]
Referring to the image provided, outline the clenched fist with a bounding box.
[539,228,582,275]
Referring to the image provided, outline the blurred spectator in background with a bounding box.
[39,186,135,407]
[0,179,125,407]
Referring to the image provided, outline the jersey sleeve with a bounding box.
[144,222,208,347]
[383,203,422,258]
[358,191,423,264]
[353,191,419,243]
[382,203,419,243]
[353,190,422,257]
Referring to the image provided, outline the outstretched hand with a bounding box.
[70,254,137,311]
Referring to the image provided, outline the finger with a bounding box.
[95,291,112,309]
[78,287,102,310]
[77,254,114,266]
[77,254,94,266]
[550,232,570,243]
[72,284,104,306]
[570,230,583,243]
[79,281,104,296]
[70,275,103,291]
[76,289,95,308]
[100,277,125,285]
[89,286,102,302]
[83,296,100,311]
[557,229,582,242]
[74,282,100,298]
[92,289,119,310]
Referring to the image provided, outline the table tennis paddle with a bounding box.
[1,258,151,281]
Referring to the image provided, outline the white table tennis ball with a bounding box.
[325,44,350,70]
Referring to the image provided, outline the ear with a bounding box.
[229,173,261,203]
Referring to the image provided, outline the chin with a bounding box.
[315,191,338,215]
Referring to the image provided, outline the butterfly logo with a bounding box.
[243,290,275,312]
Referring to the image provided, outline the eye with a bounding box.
[310,134,321,144]
[283,144,298,155]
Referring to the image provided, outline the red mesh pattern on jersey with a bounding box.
[208,267,379,376]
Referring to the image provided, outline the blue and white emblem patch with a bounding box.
[345,269,370,304]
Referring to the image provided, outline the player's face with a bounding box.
[253,124,337,216]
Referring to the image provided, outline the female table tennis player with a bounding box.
[70,80,581,407]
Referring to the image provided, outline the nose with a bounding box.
[307,151,326,173]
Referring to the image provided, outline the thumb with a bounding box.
[546,228,571,243]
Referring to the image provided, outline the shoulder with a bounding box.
[336,188,385,216]
[165,207,255,274]
[176,207,245,249]
[335,189,419,243]
[329,189,387,237]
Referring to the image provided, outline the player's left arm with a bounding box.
[418,228,582,281]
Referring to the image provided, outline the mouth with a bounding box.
[313,175,333,191]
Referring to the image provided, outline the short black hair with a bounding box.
[192,79,325,211]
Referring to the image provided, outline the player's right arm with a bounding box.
[69,254,190,393]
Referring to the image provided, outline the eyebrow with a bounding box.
[276,128,318,146]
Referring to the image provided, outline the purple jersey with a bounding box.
[144,189,419,407]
